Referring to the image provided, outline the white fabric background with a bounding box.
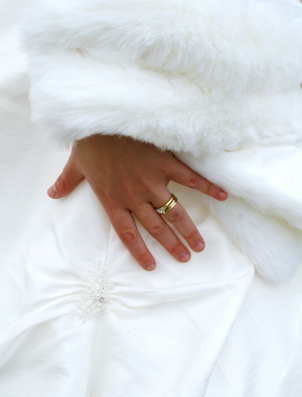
[1,1,302,396]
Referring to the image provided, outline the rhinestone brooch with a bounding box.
[77,260,114,323]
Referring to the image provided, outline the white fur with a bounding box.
[179,147,302,230]
[26,50,302,155]
[179,147,302,283]
[23,0,302,95]
[20,0,302,283]
[199,193,302,283]
[22,0,302,153]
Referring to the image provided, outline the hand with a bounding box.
[47,135,227,271]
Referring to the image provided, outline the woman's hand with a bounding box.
[47,134,227,271]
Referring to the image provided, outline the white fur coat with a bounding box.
[22,0,302,282]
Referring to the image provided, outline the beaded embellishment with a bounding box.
[77,260,114,323]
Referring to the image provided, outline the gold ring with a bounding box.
[154,193,177,215]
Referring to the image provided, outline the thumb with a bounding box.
[47,154,85,199]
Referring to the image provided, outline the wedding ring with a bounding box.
[154,193,177,215]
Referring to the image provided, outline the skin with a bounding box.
[47,134,228,271]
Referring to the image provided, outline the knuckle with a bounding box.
[170,244,183,255]
[150,224,166,238]
[161,159,172,174]
[206,182,216,195]
[188,175,199,189]
[187,231,200,242]
[119,230,138,244]
[167,208,184,224]
[161,156,176,175]
[56,175,67,191]
[137,253,152,264]
[142,180,154,194]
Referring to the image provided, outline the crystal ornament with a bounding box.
[77,260,114,323]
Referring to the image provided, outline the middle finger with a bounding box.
[134,203,192,263]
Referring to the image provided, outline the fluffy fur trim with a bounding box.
[22,0,302,153]
[200,193,302,283]
[178,146,302,230]
[179,146,302,283]
[27,50,302,155]
[23,0,302,95]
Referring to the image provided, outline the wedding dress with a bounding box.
[1,0,302,396]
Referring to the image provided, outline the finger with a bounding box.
[163,202,205,252]
[47,153,85,199]
[167,158,228,201]
[135,203,192,263]
[106,207,156,271]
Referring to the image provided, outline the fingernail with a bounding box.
[218,190,227,200]
[48,184,57,198]
[179,253,190,262]
[195,241,205,251]
[146,263,156,271]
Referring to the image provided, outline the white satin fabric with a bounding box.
[1,2,302,396]
[1,81,302,396]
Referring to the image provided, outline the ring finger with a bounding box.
[135,203,192,263]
